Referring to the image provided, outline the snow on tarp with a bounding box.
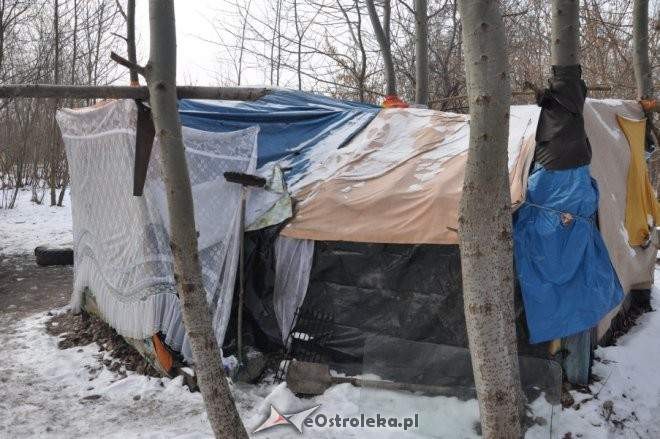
[280,105,540,245]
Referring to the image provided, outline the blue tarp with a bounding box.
[513,165,624,343]
[178,89,379,181]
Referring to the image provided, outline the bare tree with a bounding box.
[116,0,138,85]
[236,0,251,86]
[0,0,31,74]
[141,0,248,437]
[414,0,428,105]
[551,0,580,65]
[633,0,653,100]
[456,0,522,436]
[365,0,396,96]
[49,0,60,206]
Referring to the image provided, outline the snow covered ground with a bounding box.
[0,309,485,438]
[527,285,660,438]
[1,193,660,438]
[3,291,660,438]
[0,189,73,255]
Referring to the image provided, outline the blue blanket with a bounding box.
[513,165,623,343]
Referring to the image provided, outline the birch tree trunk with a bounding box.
[145,1,247,437]
[365,0,396,96]
[456,0,522,436]
[414,0,429,105]
[551,0,580,65]
[633,0,652,100]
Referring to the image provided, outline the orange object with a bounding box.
[382,95,409,108]
[640,99,657,112]
[152,334,174,374]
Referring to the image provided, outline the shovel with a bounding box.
[286,361,475,399]
[223,171,266,369]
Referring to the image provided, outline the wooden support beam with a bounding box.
[429,86,613,106]
[0,84,270,101]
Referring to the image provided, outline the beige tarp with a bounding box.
[584,100,657,338]
[281,106,539,244]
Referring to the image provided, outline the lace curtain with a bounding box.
[57,100,258,362]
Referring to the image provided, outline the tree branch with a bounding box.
[110,51,146,77]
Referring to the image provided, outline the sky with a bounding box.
[131,0,324,89]
[133,0,243,86]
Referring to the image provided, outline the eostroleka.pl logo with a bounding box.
[253,404,420,435]
[253,404,322,434]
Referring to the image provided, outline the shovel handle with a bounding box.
[332,376,474,398]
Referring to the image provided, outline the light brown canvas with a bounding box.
[282,106,539,244]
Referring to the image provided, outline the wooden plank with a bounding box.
[0,84,270,101]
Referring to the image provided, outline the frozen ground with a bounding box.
[1,193,659,438]
[0,189,73,255]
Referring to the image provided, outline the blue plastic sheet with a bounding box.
[178,90,379,181]
[513,165,624,343]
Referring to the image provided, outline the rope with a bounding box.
[522,200,595,224]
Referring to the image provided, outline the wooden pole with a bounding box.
[0,84,270,101]
[429,86,612,105]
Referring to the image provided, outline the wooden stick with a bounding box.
[0,84,270,101]
[429,86,613,105]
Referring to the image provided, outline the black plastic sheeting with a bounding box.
[533,64,592,170]
[238,231,548,366]
[225,226,282,354]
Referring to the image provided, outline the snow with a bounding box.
[12,291,660,438]
[0,311,214,439]
[0,189,73,255]
[526,273,660,438]
[0,309,487,438]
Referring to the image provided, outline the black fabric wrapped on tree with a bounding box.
[534,64,592,170]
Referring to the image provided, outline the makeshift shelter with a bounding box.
[56,90,657,381]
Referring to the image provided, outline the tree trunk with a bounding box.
[414,0,429,105]
[551,0,580,66]
[50,0,60,207]
[57,176,67,206]
[71,0,78,89]
[294,0,302,90]
[145,1,248,437]
[365,0,396,96]
[633,0,652,100]
[456,0,522,437]
[236,0,251,87]
[127,0,138,86]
